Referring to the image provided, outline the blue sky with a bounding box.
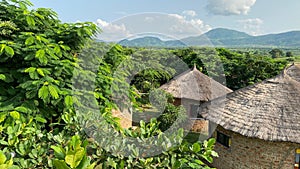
[30,0,300,41]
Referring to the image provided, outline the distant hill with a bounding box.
[118,37,186,47]
[181,28,252,46]
[116,28,300,47]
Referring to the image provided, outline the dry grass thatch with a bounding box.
[199,63,300,144]
[160,66,232,101]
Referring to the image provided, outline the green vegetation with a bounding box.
[0,0,295,168]
[0,1,218,168]
[217,48,287,90]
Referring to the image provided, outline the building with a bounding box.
[160,65,232,133]
[199,63,300,169]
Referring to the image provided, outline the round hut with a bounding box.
[160,65,232,133]
[199,63,300,169]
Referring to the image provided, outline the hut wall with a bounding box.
[212,126,299,169]
[190,120,208,134]
[180,98,199,117]
[174,98,209,134]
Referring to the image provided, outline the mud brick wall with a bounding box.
[212,126,299,169]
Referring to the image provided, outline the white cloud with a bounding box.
[144,17,154,22]
[238,18,264,35]
[182,10,197,17]
[207,0,256,16]
[96,19,132,42]
[167,13,211,37]
[96,19,109,27]
[95,13,212,42]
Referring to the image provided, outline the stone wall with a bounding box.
[212,126,300,169]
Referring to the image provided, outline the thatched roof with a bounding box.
[199,63,300,144]
[160,66,232,101]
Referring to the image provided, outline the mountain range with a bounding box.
[118,28,300,48]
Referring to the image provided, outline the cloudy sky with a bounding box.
[31,0,300,42]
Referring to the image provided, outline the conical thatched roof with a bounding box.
[199,63,300,144]
[160,66,232,101]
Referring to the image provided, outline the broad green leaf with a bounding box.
[38,85,49,101]
[194,159,204,165]
[65,148,85,168]
[188,162,199,169]
[207,138,216,148]
[26,15,35,26]
[54,45,62,57]
[0,113,6,123]
[201,154,213,163]
[0,140,8,146]
[25,36,35,45]
[60,45,70,51]
[24,54,35,61]
[38,55,48,65]
[76,156,91,169]
[36,68,44,76]
[0,74,5,81]
[19,1,27,9]
[4,46,14,57]
[8,166,20,169]
[35,49,49,64]
[24,67,36,73]
[0,151,6,164]
[0,74,13,83]
[86,162,96,169]
[107,157,117,168]
[64,95,73,107]
[36,49,45,58]
[71,135,81,150]
[211,150,218,157]
[9,111,20,120]
[15,107,28,113]
[192,142,201,153]
[0,164,9,169]
[51,145,65,160]
[0,44,5,53]
[35,116,47,123]
[34,12,44,20]
[0,104,14,112]
[52,159,70,169]
[48,85,59,99]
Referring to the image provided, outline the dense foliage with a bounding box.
[0,0,292,168]
[0,1,218,168]
[0,0,98,168]
[171,47,288,90]
[217,48,287,90]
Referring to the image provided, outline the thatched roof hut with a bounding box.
[160,66,232,101]
[199,63,300,144]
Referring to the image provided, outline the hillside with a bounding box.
[117,28,300,47]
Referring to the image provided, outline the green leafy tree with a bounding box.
[0,0,97,168]
[269,48,284,58]
[286,51,293,57]
[217,48,287,90]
